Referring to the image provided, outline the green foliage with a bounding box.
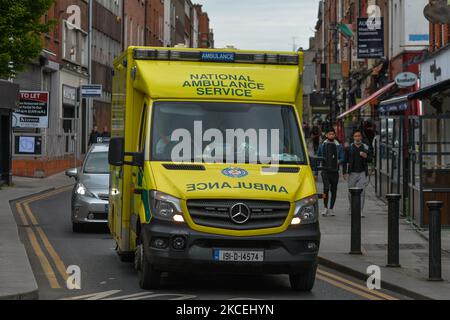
[0,0,55,78]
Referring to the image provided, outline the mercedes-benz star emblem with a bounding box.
[230,203,251,224]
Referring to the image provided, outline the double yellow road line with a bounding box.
[15,186,73,289]
[316,268,399,300]
[15,186,399,300]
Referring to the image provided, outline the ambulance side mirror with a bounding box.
[109,137,125,166]
[309,155,325,171]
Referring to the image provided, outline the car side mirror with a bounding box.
[65,168,78,179]
[109,137,125,166]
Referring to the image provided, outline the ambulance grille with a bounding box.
[186,200,290,230]
[163,164,206,171]
[261,167,300,173]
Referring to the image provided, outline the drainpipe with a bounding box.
[87,0,93,150]
[321,1,325,63]
[144,0,148,45]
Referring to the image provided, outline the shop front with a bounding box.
[407,113,450,227]
[376,95,415,217]
[377,45,450,227]
[407,76,450,227]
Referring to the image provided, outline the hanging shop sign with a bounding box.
[81,84,102,98]
[395,72,418,88]
[357,17,385,59]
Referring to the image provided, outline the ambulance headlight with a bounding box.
[150,191,184,223]
[292,195,318,225]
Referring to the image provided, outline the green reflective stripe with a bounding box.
[141,190,151,223]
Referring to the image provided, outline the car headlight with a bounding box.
[150,191,185,223]
[292,195,318,225]
[75,183,95,197]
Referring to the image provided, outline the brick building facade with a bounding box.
[10,0,213,177]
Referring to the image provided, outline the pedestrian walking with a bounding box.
[302,121,311,140]
[343,130,373,217]
[311,121,322,155]
[89,126,100,145]
[363,120,375,146]
[101,126,110,138]
[317,127,345,217]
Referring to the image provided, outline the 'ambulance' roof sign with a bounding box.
[201,52,235,63]
[81,84,102,98]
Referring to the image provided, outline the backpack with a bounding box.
[323,142,339,172]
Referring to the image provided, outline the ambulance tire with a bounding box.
[72,222,84,233]
[119,252,134,263]
[289,265,317,291]
[137,231,161,289]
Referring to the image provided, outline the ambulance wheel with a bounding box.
[136,233,161,289]
[289,265,317,291]
[72,222,84,233]
[118,252,134,263]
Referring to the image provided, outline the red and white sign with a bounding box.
[12,91,49,128]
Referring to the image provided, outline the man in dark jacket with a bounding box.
[101,126,110,138]
[89,126,100,145]
[343,130,373,217]
[317,128,345,217]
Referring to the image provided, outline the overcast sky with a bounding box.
[194,0,321,51]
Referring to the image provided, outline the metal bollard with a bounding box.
[427,201,444,281]
[349,188,363,255]
[386,194,401,268]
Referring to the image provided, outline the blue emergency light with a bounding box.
[133,49,299,65]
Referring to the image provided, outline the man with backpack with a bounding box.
[316,127,345,217]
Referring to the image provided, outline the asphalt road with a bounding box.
[12,187,410,300]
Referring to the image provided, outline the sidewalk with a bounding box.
[317,176,450,300]
[0,172,73,299]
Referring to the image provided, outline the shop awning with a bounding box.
[379,94,409,113]
[337,82,396,119]
[408,78,450,100]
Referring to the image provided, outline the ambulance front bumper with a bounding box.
[142,222,320,274]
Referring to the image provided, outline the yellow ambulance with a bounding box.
[108,46,320,291]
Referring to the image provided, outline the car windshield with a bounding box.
[83,151,109,174]
[151,102,306,165]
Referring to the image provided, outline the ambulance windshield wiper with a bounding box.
[190,155,304,165]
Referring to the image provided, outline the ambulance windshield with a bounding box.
[151,102,306,165]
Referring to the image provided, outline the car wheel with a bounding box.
[72,222,84,233]
[289,265,317,292]
[136,231,161,289]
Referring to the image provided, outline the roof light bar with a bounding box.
[133,49,299,66]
